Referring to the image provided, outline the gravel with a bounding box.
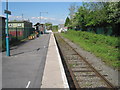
[61,36,119,87]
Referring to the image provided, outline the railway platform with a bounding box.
[2,33,69,88]
[41,32,69,88]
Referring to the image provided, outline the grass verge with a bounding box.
[61,30,119,69]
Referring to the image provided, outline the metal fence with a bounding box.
[8,27,34,40]
[74,26,117,36]
[86,26,113,36]
[2,27,35,50]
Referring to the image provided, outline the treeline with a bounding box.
[52,25,58,32]
[65,2,120,36]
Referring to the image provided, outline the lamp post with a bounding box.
[39,12,48,35]
[4,0,11,56]
[39,12,48,24]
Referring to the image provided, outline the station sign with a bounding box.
[4,10,11,15]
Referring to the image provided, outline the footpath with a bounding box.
[2,32,69,88]
[2,34,50,88]
[41,32,69,88]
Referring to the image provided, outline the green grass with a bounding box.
[61,30,119,69]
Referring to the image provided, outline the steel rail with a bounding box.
[55,33,115,89]
[54,34,80,89]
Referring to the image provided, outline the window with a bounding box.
[18,23,22,27]
[8,24,13,27]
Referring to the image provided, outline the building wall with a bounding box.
[24,21,32,28]
[24,21,33,37]
[0,17,6,37]
[8,22,24,28]
[0,16,6,51]
[8,22,24,37]
[8,21,33,38]
[58,24,64,30]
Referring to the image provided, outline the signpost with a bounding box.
[4,0,11,56]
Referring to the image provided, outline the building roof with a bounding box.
[0,16,6,19]
[9,20,32,23]
[34,22,40,26]
[34,23,44,26]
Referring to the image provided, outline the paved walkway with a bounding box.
[41,33,69,88]
[2,34,50,88]
[2,33,69,88]
[0,52,2,90]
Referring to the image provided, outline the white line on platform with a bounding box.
[53,33,69,88]
[26,81,31,88]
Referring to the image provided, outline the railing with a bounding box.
[8,27,35,40]
[1,27,35,51]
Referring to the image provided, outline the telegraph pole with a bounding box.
[4,0,11,56]
[39,12,48,24]
[39,12,48,35]
[22,13,24,21]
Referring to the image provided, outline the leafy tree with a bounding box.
[45,22,52,30]
[69,3,77,19]
[66,2,120,36]
[64,17,71,27]
[52,25,58,32]
[107,2,120,24]
[72,6,89,30]
[106,2,120,36]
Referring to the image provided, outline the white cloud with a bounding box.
[59,19,64,22]
[31,16,64,24]
[31,17,36,19]
[9,15,22,20]
[31,16,56,21]
[16,16,22,18]
[0,15,5,17]
[48,17,56,20]
[8,15,64,25]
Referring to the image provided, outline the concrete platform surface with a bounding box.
[2,34,50,88]
[41,33,69,88]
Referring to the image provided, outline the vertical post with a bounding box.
[5,10,10,56]
[39,12,41,36]
[5,0,11,56]
[22,14,24,21]
[16,27,17,40]
[39,12,48,36]
[40,12,41,24]
[6,0,8,10]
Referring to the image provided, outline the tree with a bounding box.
[52,25,58,32]
[69,3,77,19]
[107,2,120,36]
[72,6,89,30]
[67,2,120,36]
[107,2,120,24]
[45,22,52,30]
[64,17,71,27]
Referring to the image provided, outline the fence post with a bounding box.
[16,27,18,40]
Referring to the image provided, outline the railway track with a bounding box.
[54,33,117,89]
